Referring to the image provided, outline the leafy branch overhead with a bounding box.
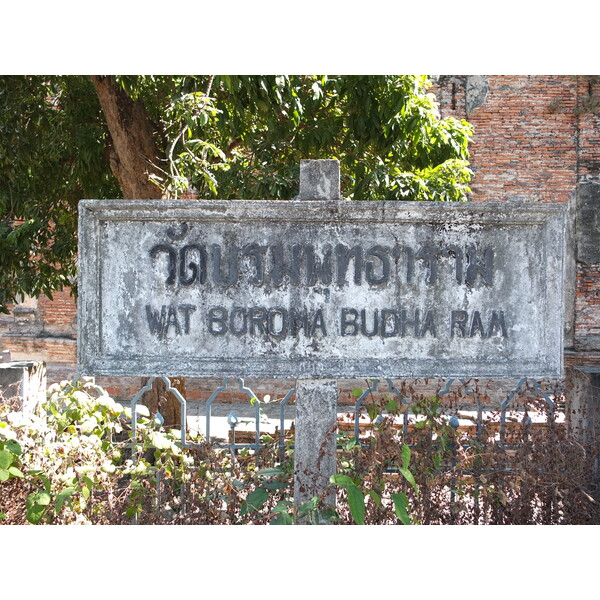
[0,75,473,311]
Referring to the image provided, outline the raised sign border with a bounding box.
[78,199,567,379]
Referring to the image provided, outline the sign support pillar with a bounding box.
[293,160,340,513]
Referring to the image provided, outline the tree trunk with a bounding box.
[139,376,186,430]
[91,75,183,428]
[90,75,165,200]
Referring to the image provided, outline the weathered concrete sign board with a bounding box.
[78,199,566,379]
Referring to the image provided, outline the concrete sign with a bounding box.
[78,199,566,379]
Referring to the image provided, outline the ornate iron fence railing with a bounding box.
[127,376,563,457]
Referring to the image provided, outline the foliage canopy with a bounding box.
[0,75,473,312]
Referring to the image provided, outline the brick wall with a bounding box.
[435,75,580,204]
[37,290,77,338]
[1,75,599,401]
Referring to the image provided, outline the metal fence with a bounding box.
[128,375,563,458]
[120,375,574,523]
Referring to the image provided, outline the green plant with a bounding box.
[0,378,190,523]
[330,438,419,525]
[0,433,24,482]
[3,378,599,525]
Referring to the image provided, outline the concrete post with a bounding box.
[294,379,338,509]
[293,159,341,513]
[0,361,47,412]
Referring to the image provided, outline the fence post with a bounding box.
[293,159,340,514]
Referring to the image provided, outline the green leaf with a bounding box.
[243,488,268,512]
[263,480,287,490]
[317,507,340,523]
[5,441,21,455]
[367,489,382,507]
[391,493,411,525]
[82,475,94,499]
[0,469,9,482]
[26,504,47,525]
[297,496,319,517]
[0,449,13,470]
[343,438,357,451]
[399,467,419,496]
[8,466,23,478]
[272,500,293,514]
[149,431,172,450]
[271,512,293,525]
[346,484,365,525]
[55,488,76,513]
[367,404,380,421]
[352,388,364,398]
[401,444,411,471]
[28,492,52,506]
[329,474,354,488]
[386,398,398,414]
[257,468,284,477]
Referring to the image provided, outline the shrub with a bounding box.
[1,379,599,524]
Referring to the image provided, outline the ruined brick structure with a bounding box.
[2,75,599,405]
[434,75,600,367]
